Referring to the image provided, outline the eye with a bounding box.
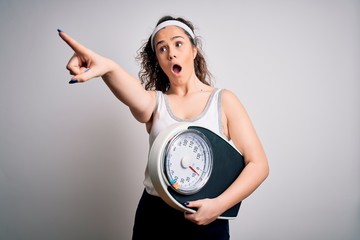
[159,46,167,53]
[175,41,183,47]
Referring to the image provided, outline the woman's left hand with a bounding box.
[183,198,221,225]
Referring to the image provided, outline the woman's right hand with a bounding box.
[58,29,156,124]
[58,29,115,84]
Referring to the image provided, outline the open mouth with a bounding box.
[172,64,182,74]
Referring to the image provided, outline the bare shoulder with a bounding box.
[221,88,246,113]
[148,89,157,99]
[221,88,262,157]
[146,89,158,115]
[130,89,158,124]
[221,88,238,100]
[219,89,250,140]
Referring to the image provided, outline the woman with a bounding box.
[58,15,269,240]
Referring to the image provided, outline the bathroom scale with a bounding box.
[148,122,245,219]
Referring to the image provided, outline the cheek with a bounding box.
[158,61,170,73]
[187,51,196,65]
[156,56,167,68]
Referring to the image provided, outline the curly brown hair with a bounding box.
[136,15,213,92]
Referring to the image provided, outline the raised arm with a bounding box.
[58,30,156,123]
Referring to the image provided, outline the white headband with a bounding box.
[150,20,195,51]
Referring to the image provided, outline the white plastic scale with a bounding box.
[148,122,245,219]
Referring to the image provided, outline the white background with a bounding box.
[0,0,359,239]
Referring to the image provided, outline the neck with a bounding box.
[167,77,208,96]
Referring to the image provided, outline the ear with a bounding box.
[192,46,197,60]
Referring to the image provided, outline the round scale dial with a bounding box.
[164,129,213,195]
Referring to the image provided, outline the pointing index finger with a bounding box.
[57,29,88,54]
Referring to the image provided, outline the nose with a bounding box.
[168,54,176,60]
[168,48,176,60]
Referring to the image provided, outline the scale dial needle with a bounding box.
[189,166,200,175]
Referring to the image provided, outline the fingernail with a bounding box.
[84,68,90,72]
[183,201,189,206]
[57,29,63,33]
[69,79,78,84]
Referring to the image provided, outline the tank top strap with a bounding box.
[149,88,225,145]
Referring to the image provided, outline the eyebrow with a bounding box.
[155,35,185,49]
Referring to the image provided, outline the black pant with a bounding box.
[132,189,230,240]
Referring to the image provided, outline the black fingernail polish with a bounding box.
[57,29,63,33]
[69,79,78,84]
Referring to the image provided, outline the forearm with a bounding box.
[215,160,269,215]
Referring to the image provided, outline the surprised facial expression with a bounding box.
[153,25,197,80]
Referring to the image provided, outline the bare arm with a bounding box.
[215,89,269,212]
[58,30,156,123]
[184,89,269,225]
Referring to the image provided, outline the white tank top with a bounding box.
[144,88,228,196]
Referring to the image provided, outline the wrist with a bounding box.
[102,59,121,80]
